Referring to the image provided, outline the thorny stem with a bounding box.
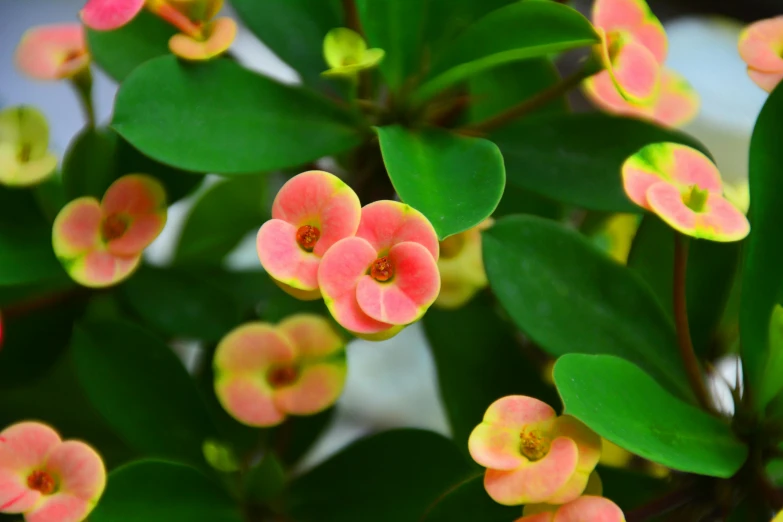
[458,67,592,135]
[673,234,714,412]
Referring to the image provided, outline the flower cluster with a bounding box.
[621,142,749,242]
[0,421,106,522]
[52,174,168,288]
[739,16,783,93]
[583,0,699,128]
[256,171,441,341]
[213,313,347,427]
[0,106,58,187]
[81,0,236,61]
[469,396,623,520]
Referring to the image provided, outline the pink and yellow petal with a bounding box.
[592,0,648,33]
[67,250,141,288]
[627,19,668,65]
[604,34,660,103]
[553,415,602,473]
[277,314,344,360]
[44,441,105,501]
[273,362,347,415]
[554,496,626,522]
[0,468,41,514]
[257,219,321,292]
[356,201,439,260]
[25,493,93,522]
[101,174,167,218]
[484,437,579,505]
[747,68,783,93]
[80,0,146,31]
[482,395,557,431]
[215,376,285,427]
[652,69,700,127]
[15,24,89,81]
[0,422,60,472]
[169,17,237,61]
[668,145,722,191]
[274,280,322,301]
[738,17,783,74]
[214,322,296,375]
[468,424,526,470]
[53,198,102,260]
[582,71,654,123]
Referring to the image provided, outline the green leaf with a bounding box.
[231,0,342,91]
[62,126,203,203]
[483,215,690,398]
[597,466,671,512]
[285,430,472,522]
[245,453,285,503]
[119,266,242,342]
[376,125,505,239]
[420,474,517,522]
[469,58,567,123]
[272,408,336,467]
[90,460,243,522]
[174,176,269,265]
[86,10,176,82]
[113,56,363,174]
[742,81,783,411]
[423,292,559,456]
[356,0,425,89]
[762,306,783,409]
[414,1,597,102]
[72,320,218,466]
[554,354,747,477]
[494,113,712,212]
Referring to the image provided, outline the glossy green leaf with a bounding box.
[90,460,243,522]
[285,430,472,522]
[424,292,559,456]
[554,354,747,477]
[742,81,783,411]
[494,113,712,212]
[86,10,176,82]
[113,56,362,174]
[483,215,690,398]
[231,0,342,90]
[72,320,217,466]
[419,473,517,522]
[376,125,505,239]
[414,1,598,102]
[119,266,242,341]
[357,0,425,89]
[174,175,268,265]
[469,58,567,123]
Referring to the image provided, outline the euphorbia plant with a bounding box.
[2,0,783,520]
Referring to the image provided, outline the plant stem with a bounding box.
[673,234,713,411]
[341,0,362,34]
[71,69,95,128]
[458,67,592,135]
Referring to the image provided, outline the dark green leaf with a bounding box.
[113,57,362,174]
[285,430,472,522]
[414,1,597,102]
[597,466,671,512]
[627,215,674,314]
[245,453,286,503]
[273,408,335,467]
[483,215,690,398]
[420,474,517,522]
[119,265,242,341]
[492,183,564,220]
[495,113,712,212]
[376,125,505,239]
[90,460,243,522]
[424,292,559,456]
[72,320,218,466]
[86,10,176,82]
[174,176,268,265]
[554,354,747,477]
[742,81,783,411]
[231,0,342,91]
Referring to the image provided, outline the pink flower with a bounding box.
[15,24,89,81]
[738,16,783,93]
[318,201,441,341]
[214,314,347,427]
[52,174,167,288]
[0,422,105,522]
[80,0,146,31]
[516,495,626,522]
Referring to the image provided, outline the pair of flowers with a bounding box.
[256,171,441,341]
[0,422,105,522]
[469,395,624,521]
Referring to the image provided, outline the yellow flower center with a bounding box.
[519,429,551,461]
[370,256,394,282]
[682,185,709,213]
[296,225,321,252]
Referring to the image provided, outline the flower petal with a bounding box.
[739,17,783,74]
[277,314,344,360]
[15,24,89,81]
[355,241,440,325]
[273,362,347,415]
[483,396,557,431]
[214,322,296,375]
[554,415,602,474]
[215,376,285,427]
[592,0,647,32]
[80,0,145,31]
[357,201,439,260]
[3,155,58,187]
[44,441,105,502]
[101,174,167,257]
[0,422,60,473]
[436,226,488,309]
[25,493,91,522]
[468,424,526,470]
[257,219,321,292]
[52,198,102,260]
[271,171,362,257]
[553,496,626,522]
[323,28,368,70]
[67,250,141,288]
[0,468,40,513]
[583,71,653,123]
[603,33,660,103]
[652,69,700,127]
[747,68,783,93]
[484,437,579,505]
[318,237,396,337]
[0,106,51,160]
[169,17,237,61]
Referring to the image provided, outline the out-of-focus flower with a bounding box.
[516,495,626,522]
[739,16,783,93]
[322,28,385,77]
[0,106,57,187]
[80,0,146,31]
[16,24,89,81]
[434,219,492,309]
